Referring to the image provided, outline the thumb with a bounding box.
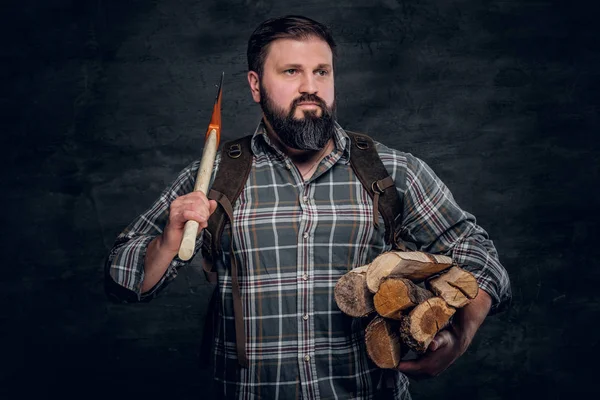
[208,199,218,215]
[429,331,450,352]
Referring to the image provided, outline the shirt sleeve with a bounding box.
[397,153,512,315]
[104,160,204,303]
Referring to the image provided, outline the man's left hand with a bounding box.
[396,289,493,379]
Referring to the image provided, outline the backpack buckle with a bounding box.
[228,143,242,158]
[355,136,369,150]
[371,180,385,194]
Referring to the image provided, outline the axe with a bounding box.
[178,72,223,261]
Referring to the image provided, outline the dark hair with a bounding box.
[247,15,337,77]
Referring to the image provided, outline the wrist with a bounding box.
[155,234,179,259]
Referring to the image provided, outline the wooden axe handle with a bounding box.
[178,129,219,261]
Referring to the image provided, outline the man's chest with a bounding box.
[220,162,390,280]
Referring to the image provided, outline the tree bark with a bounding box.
[334,266,375,317]
[366,251,453,293]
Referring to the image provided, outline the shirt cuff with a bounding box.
[472,273,512,316]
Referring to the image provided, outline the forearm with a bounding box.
[453,288,492,352]
[105,234,170,302]
[141,235,178,293]
[105,233,185,302]
[104,160,216,302]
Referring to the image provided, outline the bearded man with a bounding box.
[105,15,511,400]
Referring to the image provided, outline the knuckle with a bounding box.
[192,191,206,200]
[170,200,184,212]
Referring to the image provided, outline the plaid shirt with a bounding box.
[106,121,511,400]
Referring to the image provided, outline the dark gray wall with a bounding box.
[2,0,598,398]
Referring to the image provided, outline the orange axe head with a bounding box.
[206,71,224,145]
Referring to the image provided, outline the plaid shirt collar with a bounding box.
[249,118,352,165]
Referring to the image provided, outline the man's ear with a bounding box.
[248,71,261,103]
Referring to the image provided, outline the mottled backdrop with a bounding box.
[1,0,598,399]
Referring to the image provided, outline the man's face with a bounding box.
[248,37,336,151]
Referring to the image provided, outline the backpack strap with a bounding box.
[202,135,254,272]
[201,134,253,369]
[346,131,405,249]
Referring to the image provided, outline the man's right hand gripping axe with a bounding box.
[177,73,223,261]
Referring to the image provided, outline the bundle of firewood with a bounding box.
[334,251,479,369]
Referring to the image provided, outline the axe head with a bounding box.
[206,72,224,145]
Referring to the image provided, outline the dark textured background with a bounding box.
[2,0,598,398]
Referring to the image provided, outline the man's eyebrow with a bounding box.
[281,63,303,69]
[280,63,333,69]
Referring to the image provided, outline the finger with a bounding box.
[177,191,211,208]
[429,330,452,352]
[396,359,421,375]
[397,358,434,381]
[191,191,211,206]
[176,198,198,206]
[398,352,444,380]
[168,207,207,227]
[208,199,218,215]
[180,210,209,229]
[171,197,212,217]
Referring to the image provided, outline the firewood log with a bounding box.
[426,266,479,308]
[334,266,375,317]
[373,278,434,319]
[366,251,453,293]
[364,316,404,369]
[400,297,456,354]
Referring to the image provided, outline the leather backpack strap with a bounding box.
[201,134,253,368]
[346,131,404,249]
[202,135,253,260]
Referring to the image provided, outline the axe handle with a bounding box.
[178,129,219,261]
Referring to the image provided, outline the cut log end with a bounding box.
[365,253,403,293]
[427,266,479,308]
[365,316,403,369]
[374,278,434,319]
[400,297,456,354]
[334,268,375,317]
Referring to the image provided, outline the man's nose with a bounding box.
[299,73,318,94]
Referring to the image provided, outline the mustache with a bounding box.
[290,94,329,114]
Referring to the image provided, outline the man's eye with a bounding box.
[284,69,297,75]
[316,70,329,76]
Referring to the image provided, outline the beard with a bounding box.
[259,83,337,151]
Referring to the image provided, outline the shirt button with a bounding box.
[304,355,310,362]
[303,314,309,321]
[285,163,292,170]
[302,274,308,281]
[303,232,309,239]
[302,196,308,202]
